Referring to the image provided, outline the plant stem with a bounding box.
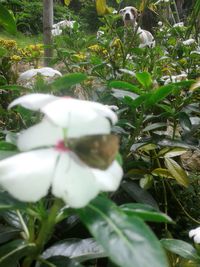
[35,198,63,253]
[22,198,63,267]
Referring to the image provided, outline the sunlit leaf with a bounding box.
[164,157,189,187]
[135,72,152,88]
[152,168,173,179]
[163,148,188,158]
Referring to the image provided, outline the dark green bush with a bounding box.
[2,0,74,34]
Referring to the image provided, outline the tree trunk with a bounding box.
[43,0,53,66]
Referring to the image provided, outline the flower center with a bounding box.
[55,140,70,152]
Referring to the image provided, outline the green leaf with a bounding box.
[135,72,152,88]
[78,196,168,267]
[0,142,17,151]
[0,240,36,266]
[123,94,150,109]
[0,226,20,245]
[0,85,28,91]
[112,89,138,100]
[179,112,192,132]
[120,203,173,223]
[143,122,166,132]
[109,81,141,94]
[41,238,106,262]
[145,84,175,107]
[0,4,17,34]
[161,239,200,261]
[51,73,87,91]
[0,191,26,211]
[164,157,189,187]
[38,256,84,267]
[163,148,188,158]
[122,181,159,210]
[152,168,173,179]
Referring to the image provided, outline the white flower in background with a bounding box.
[51,20,76,36]
[19,67,62,81]
[189,227,200,243]
[158,21,163,27]
[173,22,184,28]
[18,67,62,89]
[182,39,196,46]
[0,94,123,208]
[52,28,62,36]
[161,73,188,85]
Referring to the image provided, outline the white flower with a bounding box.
[158,21,163,27]
[189,227,200,243]
[0,94,123,208]
[173,22,184,28]
[182,39,196,46]
[52,28,62,36]
[19,67,62,81]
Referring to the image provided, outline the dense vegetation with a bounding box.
[0,0,200,266]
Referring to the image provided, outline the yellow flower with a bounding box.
[74,52,86,61]
[0,39,17,49]
[10,55,22,62]
[88,44,102,52]
[111,38,122,48]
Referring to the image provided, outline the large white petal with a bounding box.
[67,116,111,138]
[0,149,58,202]
[9,94,58,110]
[91,160,123,191]
[86,101,118,124]
[17,118,63,151]
[52,152,100,208]
[42,98,113,137]
[42,98,99,127]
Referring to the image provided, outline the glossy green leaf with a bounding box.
[164,157,189,187]
[78,196,168,267]
[122,181,159,210]
[41,238,106,262]
[0,226,20,245]
[161,239,200,261]
[38,256,84,267]
[120,203,173,223]
[112,88,138,100]
[135,72,152,88]
[109,81,141,94]
[179,112,192,132]
[0,240,36,266]
[163,148,188,158]
[0,4,17,34]
[52,73,87,91]
[152,168,173,179]
[143,123,166,132]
